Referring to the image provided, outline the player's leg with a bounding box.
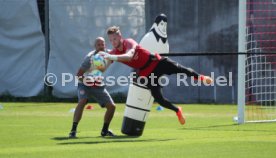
[157,58,213,84]
[92,87,116,137]
[104,103,115,127]
[149,85,185,125]
[69,84,88,138]
[69,99,88,138]
[101,102,116,136]
[150,85,178,112]
[157,57,200,77]
[72,99,88,123]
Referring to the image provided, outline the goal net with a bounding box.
[238,0,276,123]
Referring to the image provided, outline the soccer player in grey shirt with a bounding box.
[69,37,116,138]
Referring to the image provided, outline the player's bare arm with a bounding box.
[117,47,135,62]
[76,68,85,82]
[98,48,135,62]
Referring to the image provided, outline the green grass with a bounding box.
[0,103,276,158]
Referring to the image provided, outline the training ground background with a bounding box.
[0,103,276,158]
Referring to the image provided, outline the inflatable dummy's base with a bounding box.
[121,116,146,136]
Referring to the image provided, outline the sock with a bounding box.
[101,122,109,132]
[71,122,78,132]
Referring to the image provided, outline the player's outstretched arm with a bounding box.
[99,39,137,62]
[99,48,135,62]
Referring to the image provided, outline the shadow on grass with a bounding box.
[179,124,239,131]
[101,135,141,139]
[51,136,97,141]
[181,123,276,132]
[56,136,176,145]
[184,124,238,130]
[51,135,141,141]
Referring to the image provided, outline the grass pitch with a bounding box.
[0,103,276,158]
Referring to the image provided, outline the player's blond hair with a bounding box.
[107,26,121,35]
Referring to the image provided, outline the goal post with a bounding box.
[238,0,276,124]
[238,0,247,124]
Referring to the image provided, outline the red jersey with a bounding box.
[110,38,161,77]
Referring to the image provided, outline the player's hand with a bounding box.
[203,76,213,85]
[98,51,109,58]
[98,52,118,61]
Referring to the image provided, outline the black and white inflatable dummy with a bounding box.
[121,14,169,136]
[140,14,169,54]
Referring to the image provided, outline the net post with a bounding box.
[44,0,52,97]
[238,0,247,124]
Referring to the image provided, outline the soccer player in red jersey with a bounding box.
[100,26,213,125]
